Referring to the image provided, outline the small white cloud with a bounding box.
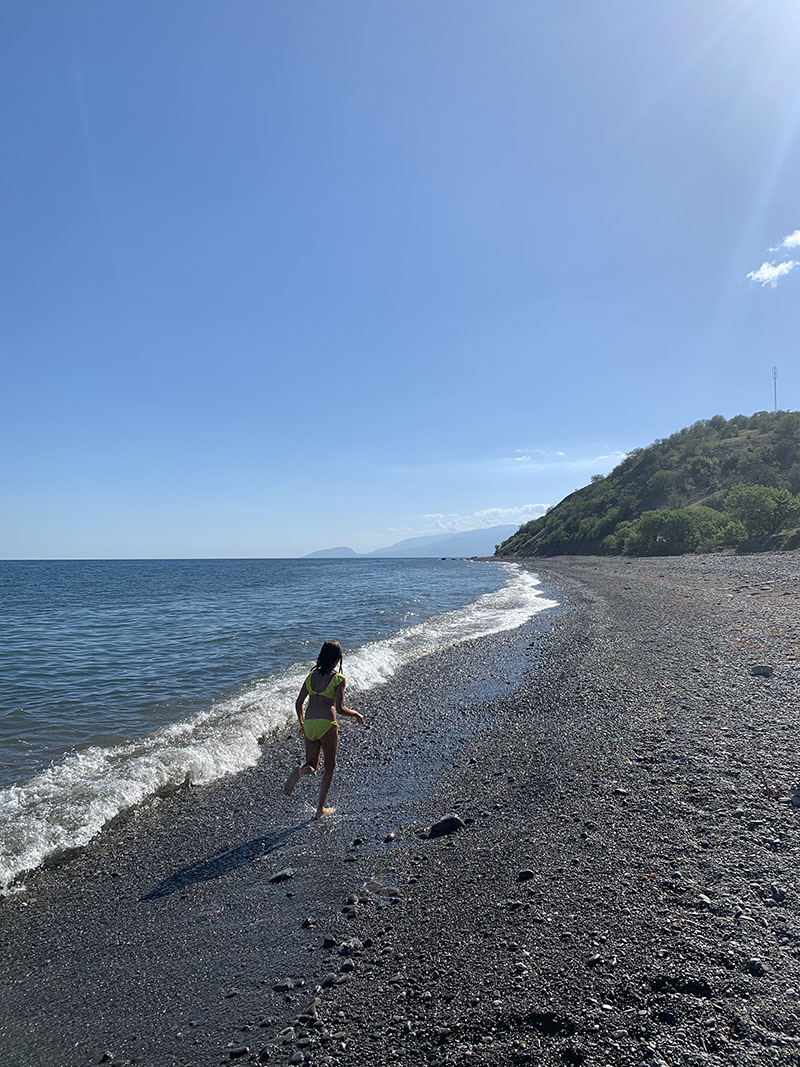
[503,448,566,465]
[746,260,798,288]
[422,504,548,532]
[499,449,626,473]
[769,228,800,251]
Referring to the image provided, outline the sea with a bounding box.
[0,557,558,893]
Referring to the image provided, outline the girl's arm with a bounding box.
[295,682,308,734]
[335,679,363,725]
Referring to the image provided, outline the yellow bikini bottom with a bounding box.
[303,718,338,742]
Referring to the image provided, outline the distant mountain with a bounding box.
[368,525,519,557]
[304,524,518,559]
[497,411,800,558]
[369,533,451,554]
[304,546,360,559]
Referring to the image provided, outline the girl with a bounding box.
[283,639,363,819]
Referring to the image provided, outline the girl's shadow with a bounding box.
[141,820,312,900]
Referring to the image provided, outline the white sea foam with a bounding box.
[0,564,556,894]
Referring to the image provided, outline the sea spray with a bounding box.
[0,564,556,893]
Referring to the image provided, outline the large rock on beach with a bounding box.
[427,814,466,838]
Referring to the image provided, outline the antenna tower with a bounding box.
[773,366,778,412]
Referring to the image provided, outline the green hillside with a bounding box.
[496,411,800,558]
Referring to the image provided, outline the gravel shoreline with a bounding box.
[2,554,799,1067]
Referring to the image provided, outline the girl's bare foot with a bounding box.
[315,806,336,820]
[283,768,301,796]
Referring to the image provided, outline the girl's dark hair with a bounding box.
[315,640,343,675]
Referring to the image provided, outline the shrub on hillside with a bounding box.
[620,506,728,556]
[725,483,800,537]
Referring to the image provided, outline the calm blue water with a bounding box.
[0,557,558,892]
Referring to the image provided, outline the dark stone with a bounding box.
[269,868,295,883]
[517,870,535,882]
[427,814,466,838]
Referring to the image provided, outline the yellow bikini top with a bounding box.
[305,670,344,700]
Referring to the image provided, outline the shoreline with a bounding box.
[1,554,799,1065]
[0,557,533,893]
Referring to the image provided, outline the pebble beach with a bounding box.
[1,554,799,1067]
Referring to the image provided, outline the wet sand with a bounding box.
[1,554,799,1066]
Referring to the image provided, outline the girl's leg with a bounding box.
[283,737,321,796]
[314,727,338,818]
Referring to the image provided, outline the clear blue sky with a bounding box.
[3,1,800,557]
